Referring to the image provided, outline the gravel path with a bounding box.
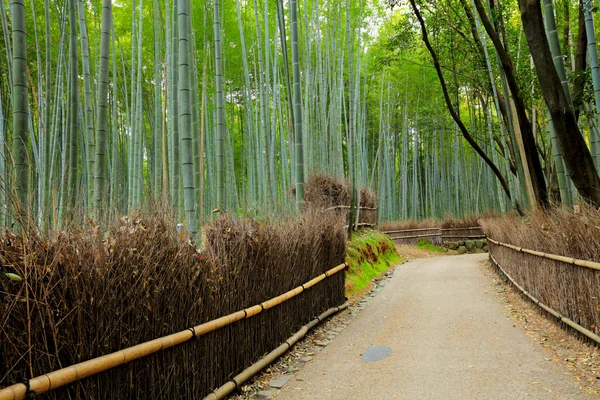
[274,254,595,399]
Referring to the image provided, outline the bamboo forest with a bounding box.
[3,0,600,398]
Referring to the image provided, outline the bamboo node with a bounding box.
[22,378,34,399]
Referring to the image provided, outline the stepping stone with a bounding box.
[251,391,273,400]
[316,340,330,347]
[360,345,392,363]
[298,356,313,363]
[269,375,292,389]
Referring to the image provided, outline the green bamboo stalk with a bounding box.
[584,0,600,170]
[93,0,111,218]
[67,0,79,213]
[178,0,197,236]
[214,0,225,211]
[78,0,95,204]
[153,0,163,195]
[542,0,573,106]
[290,0,304,209]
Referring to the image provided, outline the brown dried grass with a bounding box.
[302,173,376,225]
[481,204,600,340]
[0,209,346,398]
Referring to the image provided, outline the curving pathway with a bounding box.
[275,254,594,400]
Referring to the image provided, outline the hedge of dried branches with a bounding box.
[481,205,600,339]
[301,173,376,226]
[0,210,346,398]
[378,212,495,232]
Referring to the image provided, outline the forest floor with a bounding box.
[232,253,600,399]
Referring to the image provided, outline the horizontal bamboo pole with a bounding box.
[440,227,482,232]
[442,235,486,239]
[204,303,350,400]
[325,205,377,211]
[383,228,441,234]
[0,263,349,400]
[488,238,600,271]
[389,233,441,240]
[489,253,600,344]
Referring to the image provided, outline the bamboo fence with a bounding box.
[382,226,485,245]
[0,263,348,400]
[488,238,600,345]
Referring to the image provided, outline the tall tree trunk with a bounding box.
[290,0,304,208]
[178,0,197,236]
[11,0,29,219]
[67,0,79,214]
[474,0,548,208]
[520,0,600,205]
[214,0,225,211]
[94,0,112,219]
[408,0,514,205]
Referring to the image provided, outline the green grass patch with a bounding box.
[416,238,445,253]
[345,229,402,297]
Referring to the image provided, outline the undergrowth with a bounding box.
[345,229,401,298]
[0,209,346,398]
[379,211,498,232]
[481,204,600,342]
[416,239,444,253]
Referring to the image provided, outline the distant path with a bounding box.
[276,254,593,399]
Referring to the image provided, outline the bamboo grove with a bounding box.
[3,0,600,237]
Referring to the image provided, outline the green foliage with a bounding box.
[345,229,401,297]
[416,238,444,253]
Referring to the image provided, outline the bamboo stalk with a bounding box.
[0,262,349,400]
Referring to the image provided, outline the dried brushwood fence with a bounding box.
[382,226,484,245]
[488,238,600,344]
[481,207,600,344]
[0,211,346,399]
[383,227,443,245]
[302,174,377,229]
[440,227,485,242]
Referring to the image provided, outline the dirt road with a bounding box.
[275,254,594,399]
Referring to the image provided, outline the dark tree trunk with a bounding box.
[408,0,514,206]
[474,0,549,208]
[519,0,600,206]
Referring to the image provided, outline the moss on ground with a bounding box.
[415,238,445,253]
[345,229,402,298]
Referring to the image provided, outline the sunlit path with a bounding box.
[276,254,593,400]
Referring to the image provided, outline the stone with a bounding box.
[332,327,344,333]
[457,246,467,254]
[298,356,313,363]
[316,340,330,347]
[360,345,392,363]
[251,390,274,400]
[447,242,459,250]
[269,375,292,389]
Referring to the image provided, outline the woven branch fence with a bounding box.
[488,238,600,344]
[0,212,347,399]
[382,226,485,245]
[0,262,348,400]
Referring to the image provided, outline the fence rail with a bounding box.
[382,226,485,245]
[488,238,600,346]
[0,263,349,400]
